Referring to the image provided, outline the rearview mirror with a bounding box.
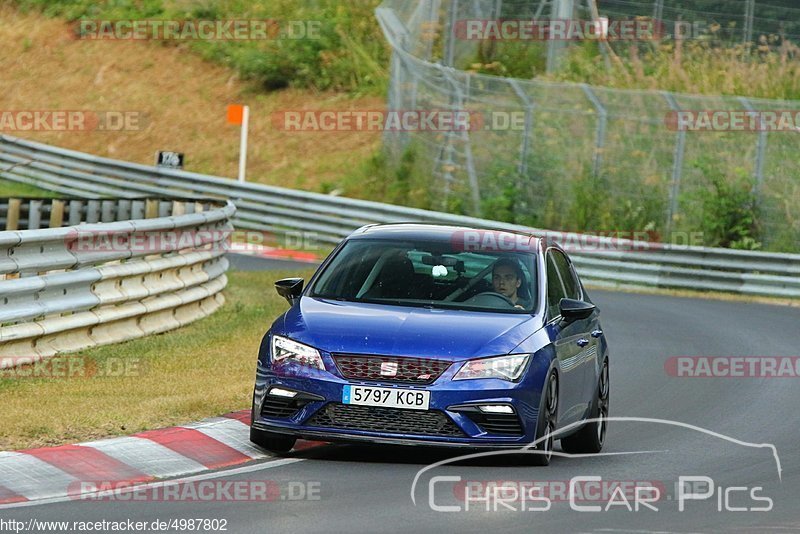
[559,298,596,322]
[421,255,460,267]
[275,278,304,306]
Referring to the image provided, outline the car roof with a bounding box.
[347,223,543,251]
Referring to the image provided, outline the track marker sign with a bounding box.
[155,151,184,169]
[227,104,250,183]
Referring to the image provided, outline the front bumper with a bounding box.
[251,423,538,449]
[252,363,544,447]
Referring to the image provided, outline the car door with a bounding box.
[545,250,586,427]
[550,250,600,416]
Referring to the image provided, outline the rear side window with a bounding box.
[546,254,567,321]
[550,250,581,301]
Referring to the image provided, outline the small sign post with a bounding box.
[227,104,250,183]
[155,151,184,169]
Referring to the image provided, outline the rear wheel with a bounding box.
[250,427,296,454]
[561,359,609,454]
[529,370,558,466]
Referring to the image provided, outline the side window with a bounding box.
[546,253,567,321]
[551,250,581,301]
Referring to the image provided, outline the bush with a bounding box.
[341,144,435,210]
[683,158,761,249]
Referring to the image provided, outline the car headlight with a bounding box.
[271,335,325,370]
[453,354,530,381]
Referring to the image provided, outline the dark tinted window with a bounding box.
[546,253,566,320]
[551,250,581,300]
[310,239,538,313]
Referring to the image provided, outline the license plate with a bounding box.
[342,385,430,411]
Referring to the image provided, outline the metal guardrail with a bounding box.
[0,194,235,368]
[1,134,799,299]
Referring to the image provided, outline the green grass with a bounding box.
[548,39,800,101]
[0,268,316,450]
[13,0,388,95]
[0,178,53,197]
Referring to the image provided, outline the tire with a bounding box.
[529,369,559,466]
[561,358,609,455]
[250,426,296,454]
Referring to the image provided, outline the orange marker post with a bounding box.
[227,104,250,183]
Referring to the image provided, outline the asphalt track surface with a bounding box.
[4,254,799,533]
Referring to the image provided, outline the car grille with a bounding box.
[465,412,525,435]
[260,396,313,419]
[332,354,452,385]
[306,403,465,437]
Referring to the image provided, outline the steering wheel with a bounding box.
[473,291,517,308]
[444,263,495,302]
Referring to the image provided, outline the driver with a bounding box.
[492,258,530,309]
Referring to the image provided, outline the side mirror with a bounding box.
[559,298,596,322]
[275,278,304,306]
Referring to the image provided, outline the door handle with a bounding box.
[591,329,603,338]
[577,338,590,347]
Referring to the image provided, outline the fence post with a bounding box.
[101,200,115,223]
[385,52,409,155]
[68,200,84,226]
[461,75,481,216]
[546,0,574,73]
[444,0,459,67]
[743,0,755,44]
[145,199,159,219]
[652,0,664,21]
[377,3,414,159]
[580,84,607,177]
[738,97,767,197]
[423,0,441,62]
[49,199,65,229]
[662,92,686,240]
[493,0,503,20]
[440,68,481,215]
[509,79,534,177]
[27,200,42,230]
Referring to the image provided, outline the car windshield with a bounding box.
[309,238,538,314]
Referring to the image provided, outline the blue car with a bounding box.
[250,224,610,465]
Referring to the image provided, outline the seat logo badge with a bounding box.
[380,362,398,377]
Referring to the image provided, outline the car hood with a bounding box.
[277,297,540,361]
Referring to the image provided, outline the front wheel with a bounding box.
[529,370,559,466]
[250,427,296,454]
[561,359,609,454]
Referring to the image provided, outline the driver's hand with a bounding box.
[515,304,524,310]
